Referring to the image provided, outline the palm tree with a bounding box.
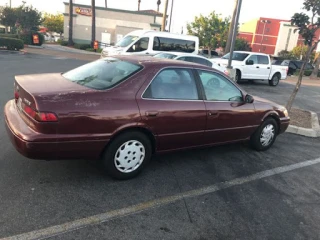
[92,0,96,46]
[157,0,161,12]
[68,0,73,45]
[138,0,141,11]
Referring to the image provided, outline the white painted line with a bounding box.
[2,157,320,240]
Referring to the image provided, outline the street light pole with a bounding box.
[168,0,174,32]
[227,0,242,71]
[161,0,169,31]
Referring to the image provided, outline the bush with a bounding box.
[85,48,103,53]
[304,70,313,76]
[74,43,91,50]
[60,40,68,46]
[0,37,24,50]
[20,31,44,46]
[0,34,19,39]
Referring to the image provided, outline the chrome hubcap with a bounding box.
[260,124,275,146]
[114,140,145,173]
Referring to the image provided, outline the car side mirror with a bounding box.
[246,60,254,65]
[245,94,254,103]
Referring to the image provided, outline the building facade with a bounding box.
[63,2,163,45]
[239,17,310,56]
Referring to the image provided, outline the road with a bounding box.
[1,52,320,240]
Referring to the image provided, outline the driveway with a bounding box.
[1,52,320,240]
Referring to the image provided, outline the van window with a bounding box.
[116,35,139,47]
[153,37,196,53]
[127,37,149,52]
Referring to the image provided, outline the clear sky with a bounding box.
[1,0,305,33]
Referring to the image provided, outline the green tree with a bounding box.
[43,13,63,34]
[234,38,251,51]
[0,6,18,31]
[15,5,42,32]
[286,0,320,111]
[187,12,230,57]
[278,50,296,60]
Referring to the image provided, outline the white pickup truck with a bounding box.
[212,51,288,86]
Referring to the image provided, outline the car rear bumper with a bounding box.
[4,100,108,160]
[279,117,290,134]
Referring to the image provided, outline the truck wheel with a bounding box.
[269,73,280,86]
[235,70,241,83]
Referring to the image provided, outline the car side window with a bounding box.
[258,55,269,65]
[197,70,243,102]
[182,57,194,63]
[143,68,199,100]
[193,57,212,67]
[247,55,258,64]
[128,37,149,52]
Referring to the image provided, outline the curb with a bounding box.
[26,45,44,49]
[286,111,320,138]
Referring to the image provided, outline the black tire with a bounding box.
[250,118,278,151]
[101,131,152,180]
[248,80,254,84]
[235,70,241,83]
[269,73,280,86]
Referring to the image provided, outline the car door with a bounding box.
[196,70,257,144]
[136,68,207,151]
[242,54,259,79]
[257,55,271,79]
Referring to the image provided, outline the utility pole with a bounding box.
[91,0,96,47]
[227,0,243,80]
[10,0,12,7]
[161,0,169,31]
[105,0,107,8]
[68,0,73,46]
[168,0,174,32]
[225,0,238,54]
[138,0,141,11]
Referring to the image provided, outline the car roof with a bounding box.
[111,55,213,70]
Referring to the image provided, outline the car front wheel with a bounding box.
[250,118,278,151]
[102,131,152,180]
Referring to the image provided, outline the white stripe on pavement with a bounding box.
[2,157,320,240]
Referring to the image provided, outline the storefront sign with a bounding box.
[94,40,99,50]
[75,7,92,16]
[32,34,39,44]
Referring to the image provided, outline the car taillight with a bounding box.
[23,104,58,122]
[224,70,229,76]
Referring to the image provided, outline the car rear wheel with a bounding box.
[250,118,278,151]
[102,131,152,180]
[269,73,280,86]
[235,70,241,83]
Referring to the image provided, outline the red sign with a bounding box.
[94,40,99,50]
[32,34,39,44]
[75,7,92,16]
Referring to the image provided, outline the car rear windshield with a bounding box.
[221,52,249,61]
[62,58,142,90]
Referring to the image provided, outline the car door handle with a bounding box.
[267,67,270,69]
[208,111,218,116]
[256,66,260,68]
[146,111,158,117]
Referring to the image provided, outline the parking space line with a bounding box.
[2,157,320,240]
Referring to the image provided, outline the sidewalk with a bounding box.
[284,76,320,87]
[22,45,100,61]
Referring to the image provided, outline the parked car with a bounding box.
[5,56,290,180]
[153,52,229,75]
[101,30,199,57]
[272,59,314,76]
[212,51,288,86]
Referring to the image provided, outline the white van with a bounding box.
[101,30,199,57]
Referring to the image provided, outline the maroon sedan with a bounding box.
[4,56,290,179]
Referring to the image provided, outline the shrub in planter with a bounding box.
[20,31,44,46]
[85,48,103,53]
[74,43,91,50]
[0,34,19,39]
[304,70,313,76]
[60,40,68,46]
[0,37,24,50]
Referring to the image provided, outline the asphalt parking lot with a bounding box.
[1,52,320,240]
